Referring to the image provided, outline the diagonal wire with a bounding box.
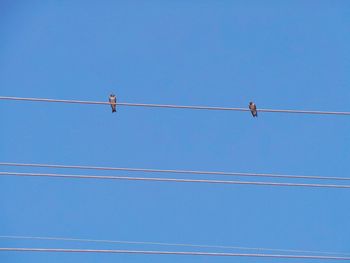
[0,162,349,181]
[1,171,350,189]
[1,247,350,260]
[1,96,350,115]
[1,235,349,256]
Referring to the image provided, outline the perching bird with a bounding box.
[109,94,117,113]
[249,101,257,117]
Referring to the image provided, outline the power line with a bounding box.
[1,162,349,182]
[1,247,350,260]
[1,96,350,116]
[1,235,349,256]
[1,171,350,189]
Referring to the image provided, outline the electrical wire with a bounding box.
[1,235,349,256]
[0,162,349,182]
[1,171,350,189]
[2,96,348,258]
[1,96,350,116]
[1,247,350,260]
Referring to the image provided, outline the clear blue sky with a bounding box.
[1,1,350,262]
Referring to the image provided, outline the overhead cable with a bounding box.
[0,162,349,181]
[1,96,350,116]
[1,171,350,189]
[1,235,348,256]
[1,247,350,260]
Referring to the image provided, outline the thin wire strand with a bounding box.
[1,96,350,115]
[1,235,349,256]
[1,171,350,189]
[0,162,349,182]
[1,247,350,260]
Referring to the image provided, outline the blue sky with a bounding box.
[1,1,350,262]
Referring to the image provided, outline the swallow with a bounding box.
[109,94,117,113]
[249,101,257,117]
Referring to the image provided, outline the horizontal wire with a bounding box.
[1,96,350,115]
[1,171,350,189]
[0,162,349,182]
[1,235,349,256]
[1,247,350,260]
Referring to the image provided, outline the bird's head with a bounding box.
[249,101,253,105]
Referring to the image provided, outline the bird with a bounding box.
[109,94,117,113]
[249,101,257,117]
